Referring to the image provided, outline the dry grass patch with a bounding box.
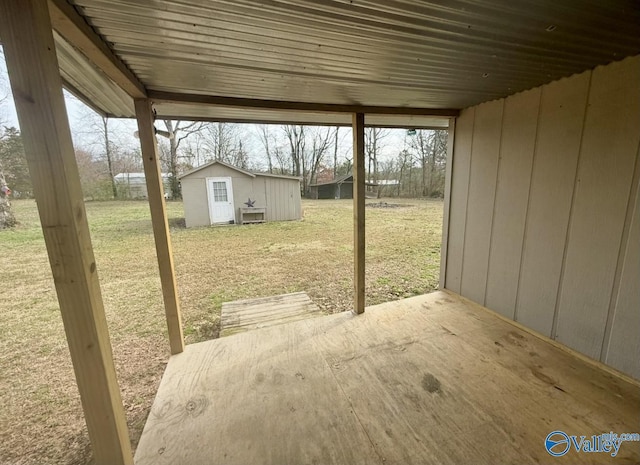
[0,197,442,464]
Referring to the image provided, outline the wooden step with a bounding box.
[220,291,324,337]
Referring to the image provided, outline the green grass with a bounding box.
[0,197,442,464]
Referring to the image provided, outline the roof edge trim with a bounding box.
[149,91,459,117]
[179,160,256,179]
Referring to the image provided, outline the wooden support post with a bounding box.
[134,99,185,354]
[353,113,366,314]
[440,117,456,289]
[0,1,132,463]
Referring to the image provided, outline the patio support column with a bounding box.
[0,1,132,463]
[134,99,185,354]
[440,117,456,289]
[352,113,366,314]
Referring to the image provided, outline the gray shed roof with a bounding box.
[47,1,640,125]
[179,160,302,181]
[310,174,378,187]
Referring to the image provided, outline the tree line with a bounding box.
[174,122,448,199]
[0,119,448,204]
[0,86,448,228]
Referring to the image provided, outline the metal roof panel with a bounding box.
[53,1,640,118]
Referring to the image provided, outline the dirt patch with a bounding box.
[169,217,186,229]
[366,202,414,209]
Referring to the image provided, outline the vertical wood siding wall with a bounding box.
[445,55,640,379]
[263,176,302,222]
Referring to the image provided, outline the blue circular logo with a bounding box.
[545,431,571,457]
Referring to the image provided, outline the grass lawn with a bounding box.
[0,197,442,464]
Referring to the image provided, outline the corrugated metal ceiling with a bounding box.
[54,0,640,123]
[55,31,134,117]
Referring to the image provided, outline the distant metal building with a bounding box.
[179,160,302,227]
[114,172,170,199]
[309,174,379,199]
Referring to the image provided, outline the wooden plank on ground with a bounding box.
[220,292,323,336]
[0,1,133,463]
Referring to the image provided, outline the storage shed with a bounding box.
[179,160,301,227]
[310,174,378,199]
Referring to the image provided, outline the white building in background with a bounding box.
[114,172,171,199]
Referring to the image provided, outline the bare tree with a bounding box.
[74,147,114,200]
[305,126,334,189]
[257,125,274,173]
[0,151,16,227]
[396,148,413,197]
[0,52,17,228]
[0,124,17,229]
[101,117,118,198]
[233,141,249,169]
[333,126,339,177]
[181,132,207,168]
[408,129,447,197]
[162,120,204,199]
[283,125,305,178]
[365,127,388,183]
[272,145,289,174]
[71,107,124,198]
[283,124,334,194]
[202,122,239,164]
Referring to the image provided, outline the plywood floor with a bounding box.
[135,291,640,465]
[220,291,323,337]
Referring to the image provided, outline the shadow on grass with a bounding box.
[169,217,186,229]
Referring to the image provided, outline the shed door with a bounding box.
[206,177,235,224]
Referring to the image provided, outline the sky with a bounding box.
[0,46,413,172]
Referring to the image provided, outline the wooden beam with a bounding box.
[149,90,460,117]
[440,117,456,289]
[134,99,185,355]
[0,1,132,463]
[156,113,450,130]
[47,0,146,98]
[353,113,366,314]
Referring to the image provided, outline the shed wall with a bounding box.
[339,183,354,199]
[263,176,302,221]
[181,164,300,227]
[181,164,260,227]
[316,184,336,199]
[445,55,640,379]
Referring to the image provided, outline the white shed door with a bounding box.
[206,177,235,224]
